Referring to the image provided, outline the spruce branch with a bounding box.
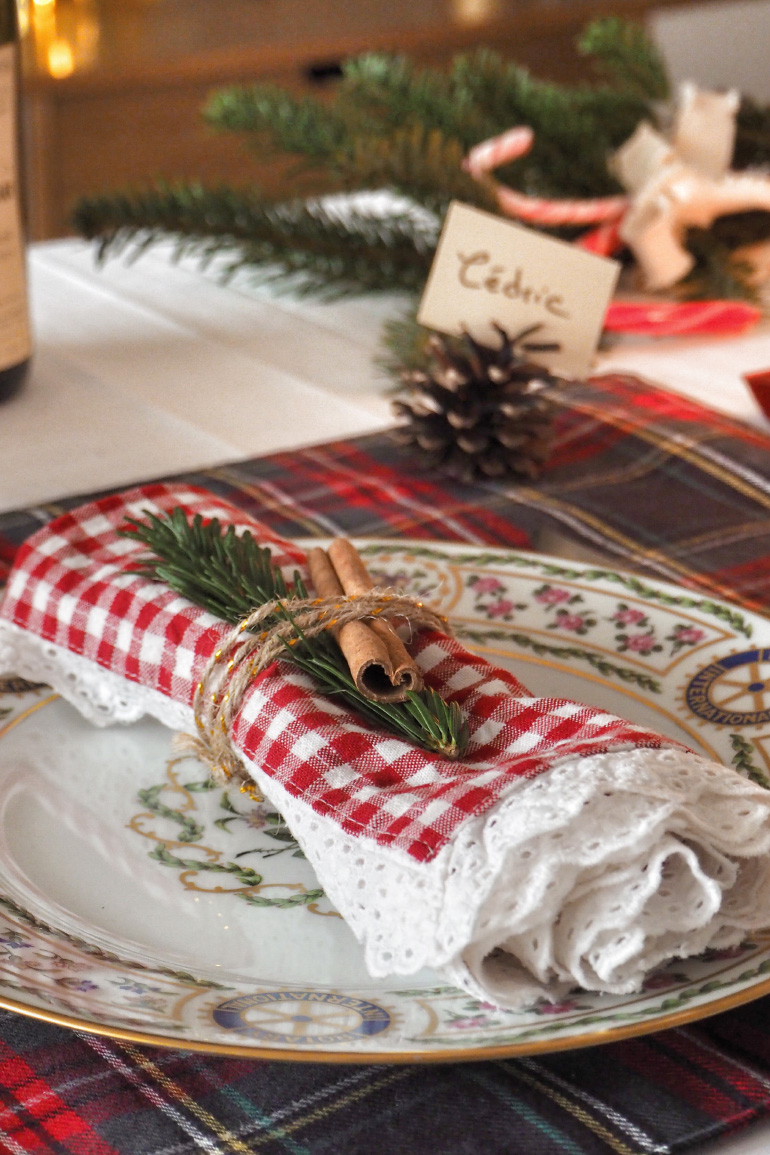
[447,49,648,198]
[204,67,496,215]
[72,18,770,305]
[73,184,433,296]
[679,227,761,303]
[204,57,485,168]
[339,53,485,146]
[340,126,499,215]
[340,47,650,173]
[377,308,433,382]
[578,16,670,103]
[735,99,770,169]
[204,85,349,163]
[120,509,469,759]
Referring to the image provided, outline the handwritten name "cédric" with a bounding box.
[456,250,570,319]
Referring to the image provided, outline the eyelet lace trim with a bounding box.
[0,621,191,731]
[248,745,770,1009]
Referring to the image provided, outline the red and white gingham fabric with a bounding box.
[0,483,675,863]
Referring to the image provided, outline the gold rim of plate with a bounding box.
[1,975,770,1063]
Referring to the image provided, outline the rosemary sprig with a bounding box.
[120,509,469,758]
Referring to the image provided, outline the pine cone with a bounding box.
[392,325,565,482]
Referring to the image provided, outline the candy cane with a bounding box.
[463,127,761,339]
[464,126,629,227]
[464,126,536,178]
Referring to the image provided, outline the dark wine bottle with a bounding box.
[0,0,30,402]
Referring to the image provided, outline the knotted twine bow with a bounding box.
[175,588,450,788]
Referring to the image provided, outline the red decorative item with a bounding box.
[575,220,624,257]
[604,300,762,337]
[463,127,629,227]
[743,369,770,420]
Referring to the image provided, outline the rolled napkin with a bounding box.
[2,483,770,1010]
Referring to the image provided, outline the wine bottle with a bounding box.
[0,0,30,402]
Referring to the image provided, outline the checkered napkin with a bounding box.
[3,483,770,1009]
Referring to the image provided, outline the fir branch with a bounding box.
[345,47,650,175]
[204,67,495,214]
[447,49,648,198]
[204,58,485,169]
[120,509,469,759]
[74,19,770,305]
[209,45,652,202]
[72,184,433,296]
[678,227,760,303]
[578,17,670,103]
[204,85,349,163]
[735,98,770,169]
[339,53,485,147]
[340,126,499,216]
[377,308,433,382]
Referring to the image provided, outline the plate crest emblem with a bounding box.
[685,648,770,726]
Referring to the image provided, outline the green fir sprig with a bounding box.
[577,17,670,102]
[73,18,770,307]
[677,228,761,303]
[120,509,469,759]
[74,185,435,298]
[72,19,665,293]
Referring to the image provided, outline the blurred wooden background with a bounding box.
[17,0,707,240]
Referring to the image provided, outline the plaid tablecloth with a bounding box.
[2,371,770,1154]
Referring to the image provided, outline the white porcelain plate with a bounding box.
[2,541,770,1062]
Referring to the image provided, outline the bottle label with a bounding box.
[0,42,31,373]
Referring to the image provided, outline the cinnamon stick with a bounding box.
[327,538,424,696]
[307,544,423,703]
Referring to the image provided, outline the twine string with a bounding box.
[174,587,449,790]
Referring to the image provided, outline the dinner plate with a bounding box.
[2,540,770,1062]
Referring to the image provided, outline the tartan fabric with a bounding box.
[1,482,666,863]
[2,370,770,1152]
[4,373,769,611]
[0,1005,767,1154]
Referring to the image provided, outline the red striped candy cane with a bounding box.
[464,126,628,227]
[463,128,760,338]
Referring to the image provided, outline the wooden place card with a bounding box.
[417,201,620,377]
